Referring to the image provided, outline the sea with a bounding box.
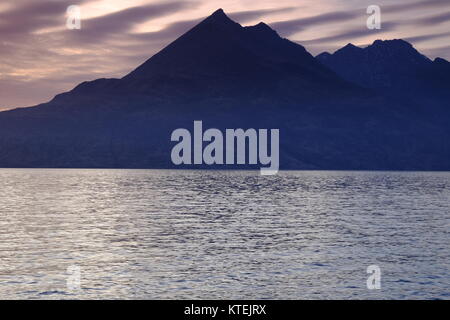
[0,169,448,299]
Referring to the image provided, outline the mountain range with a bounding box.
[317,39,450,99]
[0,9,449,170]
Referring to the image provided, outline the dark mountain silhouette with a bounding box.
[0,9,449,170]
[316,39,450,99]
[60,9,361,103]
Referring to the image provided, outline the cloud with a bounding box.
[291,6,450,47]
[228,7,298,23]
[270,11,360,37]
[416,11,450,26]
[266,0,450,38]
[298,22,397,45]
[385,0,450,13]
[63,1,197,44]
[404,31,450,44]
[422,45,450,60]
[0,0,87,36]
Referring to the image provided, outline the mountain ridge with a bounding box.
[0,9,449,170]
[316,39,449,96]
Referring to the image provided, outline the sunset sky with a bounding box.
[1,0,449,109]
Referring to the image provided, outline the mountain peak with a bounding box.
[121,7,356,95]
[212,8,226,16]
[434,57,450,65]
[370,39,418,52]
[244,22,279,38]
[204,8,236,25]
[254,22,272,30]
[316,52,331,59]
[345,43,360,50]
[344,43,358,49]
[334,43,362,55]
[368,39,431,64]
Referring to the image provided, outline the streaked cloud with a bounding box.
[416,12,450,26]
[405,31,450,44]
[271,11,360,37]
[0,0,86,36]
[384,0,450,13]
[299,22,397,46]
[66,1,196,43]
[228,7,298,23]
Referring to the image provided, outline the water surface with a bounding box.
[0,169,448,299]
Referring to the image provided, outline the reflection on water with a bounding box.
[0,169,449,299]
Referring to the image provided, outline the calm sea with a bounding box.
[0,169,448,299]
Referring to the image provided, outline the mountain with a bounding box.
[59,9,361,104]
[316,39,450,100]
[0,9,449,170]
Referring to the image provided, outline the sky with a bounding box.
[1,0,449,110]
